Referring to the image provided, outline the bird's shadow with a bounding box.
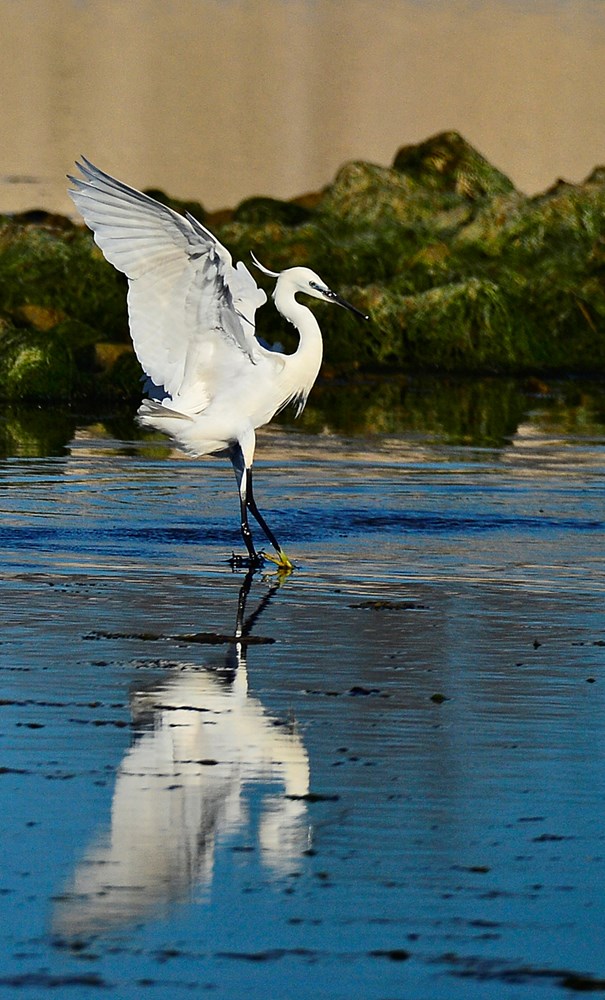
[52,569,311,941]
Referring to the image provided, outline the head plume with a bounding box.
[250,252,280,278]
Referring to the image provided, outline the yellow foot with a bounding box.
[264,548,295,574]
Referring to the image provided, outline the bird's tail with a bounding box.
[137,399,228,459]
[137,399,193,423]
[136,400,195,442]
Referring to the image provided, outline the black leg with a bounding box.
[239,493,261,564]
[246,467,283,555]
[229,445,294,572]
[247,469,293,569]
[229,444,262,567]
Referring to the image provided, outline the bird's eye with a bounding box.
[310,280,334,298]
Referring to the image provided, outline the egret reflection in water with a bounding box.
[52,572,310,939]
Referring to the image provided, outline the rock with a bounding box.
[94,342,134,372]
[13,303,66,331]
[393,130,516,200]
[362,276,518,372]
[97,347,143,399]
[0,220,128,340]
[233,196,313,226]
[0,131,604,399]
[9,210,75,231]
[318,159,473,235]
[0,327,73,399]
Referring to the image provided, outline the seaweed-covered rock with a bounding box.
[13,303,66,331]
[96,346,144,399]
[0,325,73,399]
[450,168,605,370]
[359,277,517,372]
[233,196,313,226]
[318,160,472,235]
[1,132,604,400]
[0,220,128,340]
[393,130,516,200]
[0,216,134,399]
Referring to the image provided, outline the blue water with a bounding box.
[0,384,604,998]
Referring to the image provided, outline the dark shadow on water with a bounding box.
[286,374,605,446]
[52,570,311,942]
[0,375,604,458]
[0,405,78,458]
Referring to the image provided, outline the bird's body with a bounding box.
[137,272,324,465]
[68,158,366,569]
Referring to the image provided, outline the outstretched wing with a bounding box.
[68,158,267,404]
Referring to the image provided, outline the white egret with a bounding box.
[68,158,367,570]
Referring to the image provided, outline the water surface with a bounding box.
[1,378,604,998]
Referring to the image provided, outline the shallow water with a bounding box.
[1,378,604,998]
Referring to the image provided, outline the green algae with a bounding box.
[233,196,314,227]
[0,221,127,339]
[218,133,605,377]
[0,324,74,400]
[392,129,516,200]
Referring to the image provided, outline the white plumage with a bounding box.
[68,158,367,570]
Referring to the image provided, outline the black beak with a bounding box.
[329,290,369,321]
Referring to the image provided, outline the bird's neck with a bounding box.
[274,289,324,401]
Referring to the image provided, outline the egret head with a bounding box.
[251,254,368,320]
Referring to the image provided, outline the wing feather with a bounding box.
[68,158,267,403]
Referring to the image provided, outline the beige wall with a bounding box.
[1,0,604,215]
